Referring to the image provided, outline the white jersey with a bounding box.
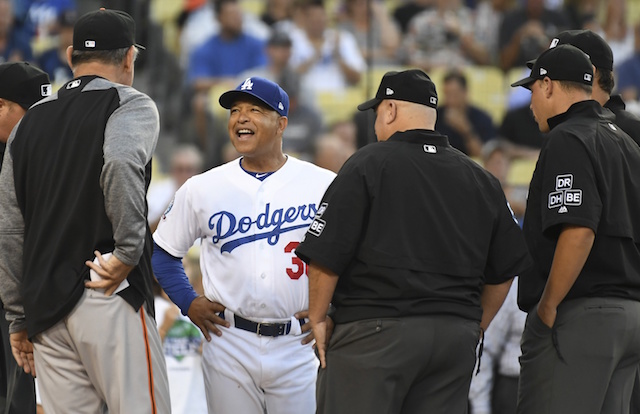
[154,156,335,321]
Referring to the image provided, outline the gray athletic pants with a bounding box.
[316,315,480,414]
[517,297,640,414]
[32,288,170,414]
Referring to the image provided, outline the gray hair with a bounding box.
[70,46,138,67]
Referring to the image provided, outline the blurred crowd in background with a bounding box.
[4,0,640,185]
[4,0,640,413]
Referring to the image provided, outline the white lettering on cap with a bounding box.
[278,102,284,110]
[386,87,394,95]
[430,97,437,105]
[240,78,253,91]
[549,38,559,48]
[41,84,52,97]
[584,73,592,81]
[85,40,96,48]
[540,68,548,76]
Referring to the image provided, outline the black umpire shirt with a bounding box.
[604,94,640,147]
[518,100,640,312]
[296,129,531,324]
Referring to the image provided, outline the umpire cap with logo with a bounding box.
[358,69,438,111]
[511,44,594,89]
[73,8,145,51]
[219,77,290,117]
[549,29,614,71]
[0,62,51,110]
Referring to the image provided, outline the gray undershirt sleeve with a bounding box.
[0,124,27,333]
[101,88,159,266]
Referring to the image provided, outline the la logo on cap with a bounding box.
[240,78,253,91]
[386,87,394,96]
[85,40,96,48]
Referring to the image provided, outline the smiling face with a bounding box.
[227,96,287,165]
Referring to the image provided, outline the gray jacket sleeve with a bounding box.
[101,88,159,266]
[0,124,27,333]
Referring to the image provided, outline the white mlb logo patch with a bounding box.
[41,84,52,97]
[308,218,326,237]
[66,79,82,89]
[85,40,96,48]
[423,144,436,154]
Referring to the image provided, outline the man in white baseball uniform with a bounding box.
[152,76,335,414]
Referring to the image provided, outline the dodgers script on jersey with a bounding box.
[153,156,335,321]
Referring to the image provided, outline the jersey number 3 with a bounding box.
[285,241,307,280]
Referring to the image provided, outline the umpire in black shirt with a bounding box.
[295,69,531,414]
[549,29,640,146]
[545,30,640,413]
[512,44,640,414]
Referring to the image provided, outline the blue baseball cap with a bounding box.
[219,77,289,117]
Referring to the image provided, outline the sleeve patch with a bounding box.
[308,218,326,237]
[548,174,582,213]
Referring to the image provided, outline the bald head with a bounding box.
[374,100,437,142]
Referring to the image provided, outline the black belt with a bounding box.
[224,313,304,337]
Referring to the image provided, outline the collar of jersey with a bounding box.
[547,99,610,131]
[238,161,272,181]
[387,129,450,147]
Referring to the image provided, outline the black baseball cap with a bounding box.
[73,8,145,51]
[549,29,614,71]
[219,77,290,117]
[358,69,438,111]
[511,44,594,89]
[0,62,52,110]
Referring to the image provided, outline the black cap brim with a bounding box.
[357,98,382,111]
[509,59,538,88]
[508,58,538,88]
[219,90,277,113]
[510,76,537,88]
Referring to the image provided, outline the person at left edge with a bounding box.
[0,8,170,414]
[0,61,50,414]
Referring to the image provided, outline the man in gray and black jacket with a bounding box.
[0,9,170,413]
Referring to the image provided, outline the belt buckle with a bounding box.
[255,322,285,337]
